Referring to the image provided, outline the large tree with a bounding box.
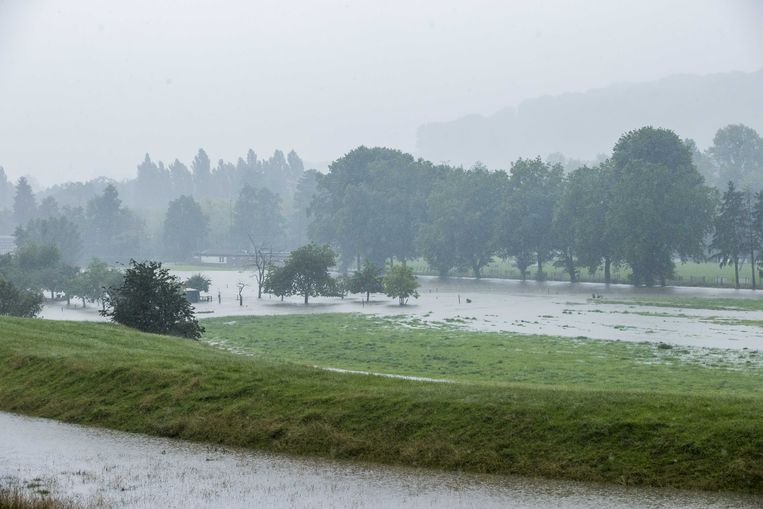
[501,158,563,280]
[163,195,209,261]
[101,260,203,339]
[609,127,714,286]
[231,185,285,249]
[708,124,763,189]
[418,165,504,278]
[264,243,336,304]
[13,177,37,226]
[14,216,83,265]
[85,185,144,261]
[711,182,746,289]
[553,164,615,282]
[310,147,438,270]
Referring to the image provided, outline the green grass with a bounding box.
[0,316,761,492]
[408,257,759,288]
[596,296,763,312]
[203,314,763,395]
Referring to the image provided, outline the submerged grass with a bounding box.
[594,296,763,312]
[0,316,761,493]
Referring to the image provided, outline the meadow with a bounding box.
[0,315,761,492]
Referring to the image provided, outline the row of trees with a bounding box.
[5,170,319,262]
[0,242,123,316]
[261,243,419,305]
[309,127,718,286]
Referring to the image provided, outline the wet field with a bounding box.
[1,412,759,509]
[42,270,763,350]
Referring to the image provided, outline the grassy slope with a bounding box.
[0,317,761,492]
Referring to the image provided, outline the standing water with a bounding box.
[0,413,758,508]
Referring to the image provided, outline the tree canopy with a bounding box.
[101,260,203,339]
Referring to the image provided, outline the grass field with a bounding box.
[0,316,761,492]
[408,258,759,287]
[203,314,763,394]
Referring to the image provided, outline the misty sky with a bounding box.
[1,0,762,185]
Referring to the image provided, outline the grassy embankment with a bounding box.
[0,315,761,493]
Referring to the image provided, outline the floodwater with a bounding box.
[0,412,758,509]
[41,269,763,350]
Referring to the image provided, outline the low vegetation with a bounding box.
[0,316,761,493]
[0,487,79,509]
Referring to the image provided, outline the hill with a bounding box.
[416,69,763,168]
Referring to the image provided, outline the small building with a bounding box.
[185,288,200,303]
[0,235,15,256]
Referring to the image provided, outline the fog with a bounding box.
[1,0,762,184]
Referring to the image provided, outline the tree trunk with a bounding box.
[604,257,611,284]
[734,258,740,289]
[537,254,543,278]
[304,292,309,304]
[751,249,757,291]
[567,254,577,283]
[473,263,481,279]
[366,291,370,302]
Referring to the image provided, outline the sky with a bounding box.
[0,0,762,185]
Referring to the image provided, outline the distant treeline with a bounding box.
[1,123,762,287]
[310,125,763,287]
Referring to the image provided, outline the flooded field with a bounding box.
[41,269,763,350]
[1,412,758,509]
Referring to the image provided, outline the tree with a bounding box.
[348,260,384,302]
[163,195,208,261]
[383,264,420,305]
[246,236,273,299]
[0,278,43,317]
[231,185,286,249]
[0,167,13,212]
[310,147,437,270]
[38,196,60,219]
[418,166,504,278]
[85,185,144,261]
[263,243,336,304]
[185,273,211,292]
[553,164,615,282]
[13,177,36,226]
[288,170,320,248]
[708,124,763,189]
[501,158,563,280]
[101,260,203,339]
[609,127,714,286]
[14,216,83,265]
[711,182,746,289]
[192,148,212,198]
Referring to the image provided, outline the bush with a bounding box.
[0,279,43,317]
[101,260,203,339]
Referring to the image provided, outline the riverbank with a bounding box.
[0,316,761,493]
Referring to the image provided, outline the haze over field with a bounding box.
[0,0,762,184]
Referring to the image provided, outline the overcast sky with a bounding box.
[1,0,762,185]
